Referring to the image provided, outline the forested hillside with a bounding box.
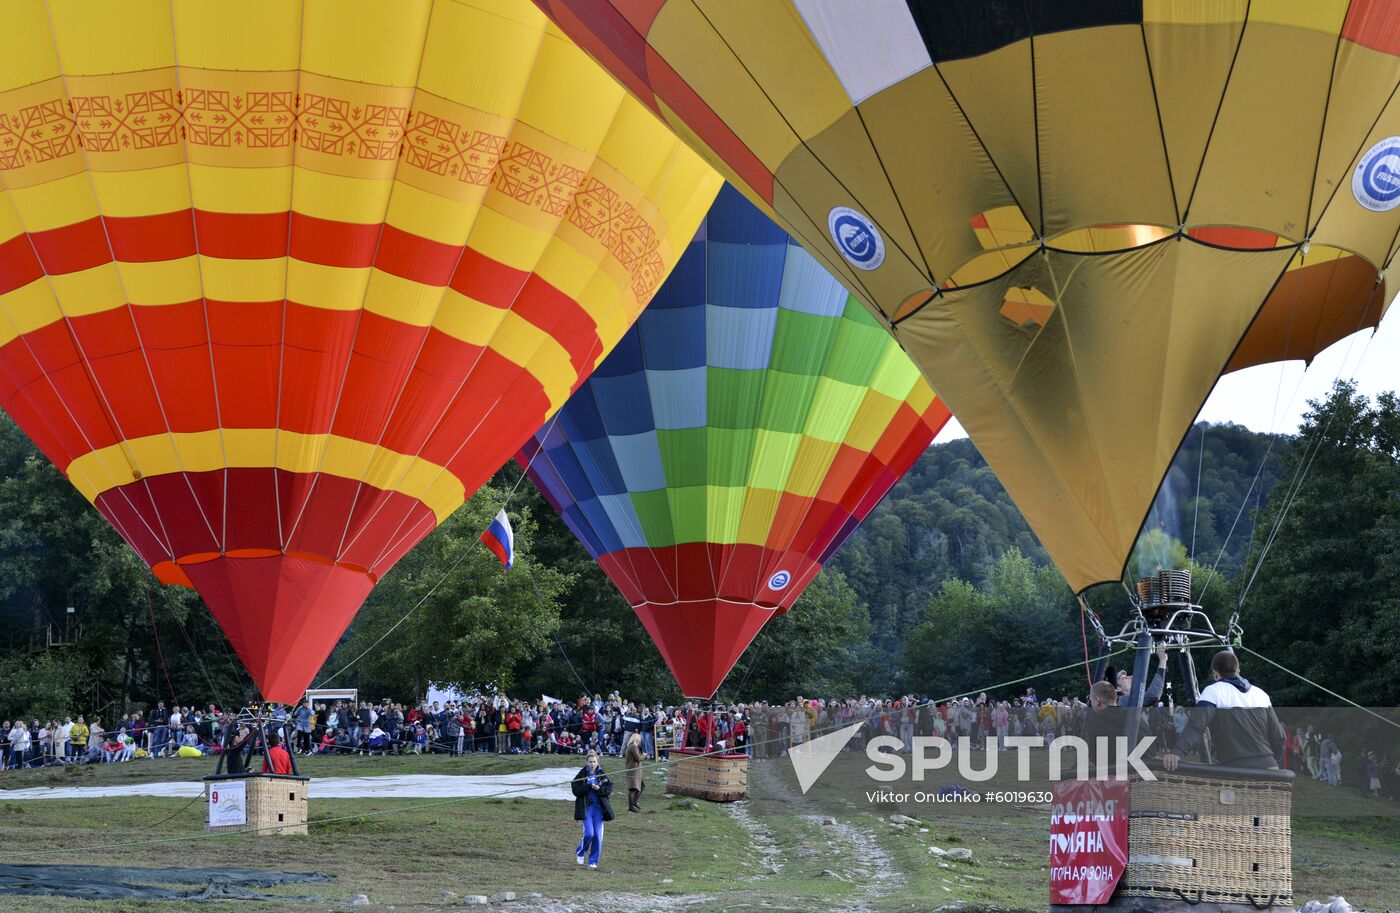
[825,421,1290,660]
[3,382,1397,717]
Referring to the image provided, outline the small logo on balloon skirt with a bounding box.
[768,570,792,591]
[828,207,885,270]
[1353,137,1400,212]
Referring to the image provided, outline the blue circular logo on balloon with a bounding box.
[827,206,885,270]
[767,570,792,591]
[1353,137,1400,212]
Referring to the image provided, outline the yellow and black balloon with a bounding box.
[538,0,1400,592]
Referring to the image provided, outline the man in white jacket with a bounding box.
[1162,651,1285,770]
[8,721,31,769]
[57,717,73,762]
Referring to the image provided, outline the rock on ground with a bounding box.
[1299,899,1354,913]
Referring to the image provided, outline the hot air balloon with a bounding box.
[0,0,719,701]
[536,0,1399,593]
[518,186,950,698]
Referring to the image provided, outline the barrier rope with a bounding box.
[1235,645,1400,732]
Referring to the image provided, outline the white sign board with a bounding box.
[208,779,247,827]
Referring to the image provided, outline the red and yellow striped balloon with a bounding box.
[0,0,719,700]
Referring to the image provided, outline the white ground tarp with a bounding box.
[0,768,579,802]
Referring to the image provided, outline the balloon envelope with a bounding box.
[0,0,719,700]
[520,186,950,697]
[537,0,1399,591]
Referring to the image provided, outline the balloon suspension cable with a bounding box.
[1081,595,1110,645]
[1226,612,1244,646]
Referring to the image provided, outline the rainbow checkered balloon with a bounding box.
[520,186,949,698]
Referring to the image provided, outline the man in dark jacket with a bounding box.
[623,733,645,812]
[1080,681,1130,774]
[148,701,169,758]
[1162,651,1285,770]
[485,705,501,754]
[571,750,614,869]
[442,708,462,756]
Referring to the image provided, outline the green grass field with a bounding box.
[0,754,1395,911]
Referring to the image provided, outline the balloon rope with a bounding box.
[1189,423,1205,560]
[1078,596,1092,688]
[1235,295,1380,609]
[1197,251,1311,600]
[311,417,562,691]
[1235,646,1400,732]
[516,561,594,697]
[146,590,180,708]
[720,640,765,704]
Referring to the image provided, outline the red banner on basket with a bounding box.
[1049,778,1130,905]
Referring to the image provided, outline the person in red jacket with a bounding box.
[506,707,524,753]
[461,711,476,754]
[581,708,599,749]
[262,733,292,775]
[695,710,714,747]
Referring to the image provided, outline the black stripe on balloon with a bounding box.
[904,0,1142,63]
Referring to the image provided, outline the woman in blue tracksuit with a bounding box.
[571,749,614,869]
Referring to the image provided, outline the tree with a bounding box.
[0,651,93,722]
[0,415,248,718]
[900,548,1084,700]
[1238,382,1400,705]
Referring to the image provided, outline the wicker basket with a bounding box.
[1121,766,1292,908]
[204,773,309,836]
[666,748,748,802]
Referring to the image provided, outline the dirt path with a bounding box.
[721,757,906,911]
[517,892,717,912]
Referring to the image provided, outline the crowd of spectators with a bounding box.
[0,693,708,769]
[2,699,212,768]
[749,691,1090,757]
[0,689,1097,769]
[287,695,684,759]
[1282,725,1400,799]
[4,687,1396,802]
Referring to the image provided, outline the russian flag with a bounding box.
[480,509,514,569]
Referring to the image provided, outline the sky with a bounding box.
[932,316,1400,445]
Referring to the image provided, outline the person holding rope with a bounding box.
[571,749,614,869]
[1116,645,1169,706]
